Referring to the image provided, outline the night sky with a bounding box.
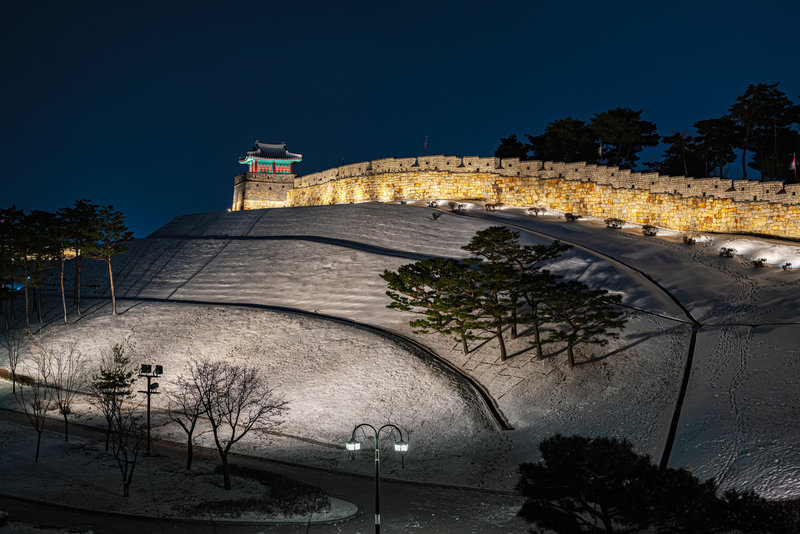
[2,1,799,237]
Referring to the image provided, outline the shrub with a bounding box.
[720,247,736,257]
[180,465,331,518]
[427,200,438,207]
[753,258,768,268]
[526,207,544,216]
[642,225,658,236]
[683,235,697,245]
[605,218,623,229]
[0,368,35,385]
[783,262,792,270]
[564,212,582,222]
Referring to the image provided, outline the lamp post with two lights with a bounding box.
[346,423,409,534]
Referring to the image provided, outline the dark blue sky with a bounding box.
[2,1,799,236]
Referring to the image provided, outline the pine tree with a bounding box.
[462,227,518,361]
[86,205,133,315]
[590,107,660,169]
[381,258,481,355]
[463,227,571,360]
[62,199,99,317]
[544,280,626,368]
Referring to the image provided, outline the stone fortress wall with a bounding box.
[240,155,800,239]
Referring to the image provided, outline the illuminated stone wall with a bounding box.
[236,155,800,239]
[232,172,295,210]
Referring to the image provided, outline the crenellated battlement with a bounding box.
[233,154,800,239]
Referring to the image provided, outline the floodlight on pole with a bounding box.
[138,363,164,456]
[346,423,408,534]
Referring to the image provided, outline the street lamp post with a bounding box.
[346,423,409,534]
[137,363,163,455]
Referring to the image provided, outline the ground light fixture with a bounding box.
[346,423,408,534]
[138,363,163,455]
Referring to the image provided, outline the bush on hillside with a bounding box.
[642,224,658,236]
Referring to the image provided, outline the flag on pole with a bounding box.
[424,135,429,156]
[792,152,797,180]
[598,144,603,161]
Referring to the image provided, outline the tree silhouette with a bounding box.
[495,133,530,159]
[62,199,99,317]
[728,82,800,181]
[527,117,599,163]
[519,434,799,533]
[86,205,133,315]
[694,116,737,179]
[192,356,288,490]
[590,108,659,169]
[649,132,705,177]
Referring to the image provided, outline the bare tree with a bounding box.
[109,398,144,497]
[1,315,26,393]
[167,367,207,470]
[14,342,52,462]
[45,338,86,442]
[192,356,288,490]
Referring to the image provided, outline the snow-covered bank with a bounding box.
[5,202,800,499]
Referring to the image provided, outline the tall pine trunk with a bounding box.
[23,281,30,333]
[532,321,543,359]
[107,258,116,315]
[74,252,82,316]
[495,324,507,361]
[60,256,67,324]
[740,124,750,181]
[36,287,43,329]
[63,412,70,442]
[510,307,518,339]
[567,343,575,368]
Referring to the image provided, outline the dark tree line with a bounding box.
[0,199,133,328]
[382,227,626,366]
[518,434,800,533]
[497,82,800,181]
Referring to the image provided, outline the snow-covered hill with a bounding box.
[20,202,800,496]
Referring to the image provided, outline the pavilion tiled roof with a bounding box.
[240,141,302,161]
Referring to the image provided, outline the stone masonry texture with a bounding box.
[233,156,800,239]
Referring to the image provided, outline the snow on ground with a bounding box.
[4,302,499,488]
[6,202,800,500]
[0,420,357,522]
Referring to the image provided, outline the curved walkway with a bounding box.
[0,409,524,533]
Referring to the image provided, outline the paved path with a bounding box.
[0,409,525,533]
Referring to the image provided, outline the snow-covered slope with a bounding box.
[27,202,800,496]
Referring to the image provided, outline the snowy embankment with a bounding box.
[8,202,800,497]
